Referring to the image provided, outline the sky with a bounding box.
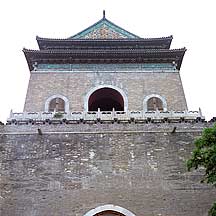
[0,0,216,122]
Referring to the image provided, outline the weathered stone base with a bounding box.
[0,122,215,216]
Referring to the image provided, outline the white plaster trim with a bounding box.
[84,85,128,112]
[143,94,167,111]
[44,94,69,113]
[83,204,136,216]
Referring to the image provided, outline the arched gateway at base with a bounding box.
[83,205,136,216]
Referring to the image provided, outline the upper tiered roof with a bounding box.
[36,36,173,50]
[23,11,186,71]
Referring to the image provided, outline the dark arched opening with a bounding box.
[94,210,125,216]
[88,88,124,111]
[147,97,163,111]
[49,97,65,112]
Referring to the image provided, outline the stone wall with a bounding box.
[0,122,215,216]
[24,71,187,112]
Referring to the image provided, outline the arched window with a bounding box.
[147,97,163,111]
[49,97,65,112]
[143,94,167,112]
[45,94,69,113]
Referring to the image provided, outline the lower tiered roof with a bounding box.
[23,48,186,71]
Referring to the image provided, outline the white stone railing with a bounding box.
[7,110,204,124]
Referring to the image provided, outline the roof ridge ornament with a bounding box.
[68,10,141,39]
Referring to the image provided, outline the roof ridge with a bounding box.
[69,17,140,39]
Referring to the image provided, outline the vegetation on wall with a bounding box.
[187,124,216,216]
[53,112,64,118]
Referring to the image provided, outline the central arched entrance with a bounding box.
[94,210,125,216]
[88,87,124,111]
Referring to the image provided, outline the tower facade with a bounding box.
[2,13,215,216]
[23,14,188,115]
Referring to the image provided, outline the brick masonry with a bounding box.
[0,122,215,216]
[24,71,187,112]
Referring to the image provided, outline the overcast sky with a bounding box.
[0,0,215,122]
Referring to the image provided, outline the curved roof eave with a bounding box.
[23,47,186,54]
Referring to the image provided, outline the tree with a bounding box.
[187,124,216,216]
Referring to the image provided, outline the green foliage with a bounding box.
[53,112,63,118]
[187,124,216,186]
[209,202,216,216]
[187,124,216,216]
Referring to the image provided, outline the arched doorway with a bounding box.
[88,87,124,111]
[83,204,136,216]
[94,210,125,215]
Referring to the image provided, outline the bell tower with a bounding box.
[3,12,213,216]
[22,12,189,118]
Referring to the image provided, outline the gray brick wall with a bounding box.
[24,71,187,112]
[0,122,215,216]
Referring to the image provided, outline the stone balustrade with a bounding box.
[7,110,204,125]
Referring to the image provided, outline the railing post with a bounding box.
[199,107,202,117]
[142,109,145,118]
[23,112,26,120]
[169,110,172,119]
[112,108,115,120]
[83,110,87,121]
[97,108,101,119]
[38,112,42,120]
[126,109,129,118]
[156,109,159,118]
[9,109,13,119]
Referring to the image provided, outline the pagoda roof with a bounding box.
[36,11,173,50]
[23,12,186,72]
[23,47,186,71]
